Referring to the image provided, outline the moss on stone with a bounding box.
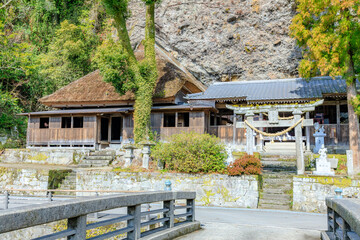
[29,153,48,161]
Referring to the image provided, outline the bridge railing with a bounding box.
[0,191,196,240]
[325,197,360,240]
[0,189,142,210]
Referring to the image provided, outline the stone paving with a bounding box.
[177,207,326,240]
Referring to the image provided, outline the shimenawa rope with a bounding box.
[244,117,304,137]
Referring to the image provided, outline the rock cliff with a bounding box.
[127,0,301,85]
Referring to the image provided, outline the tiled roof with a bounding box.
[186,77,356,103]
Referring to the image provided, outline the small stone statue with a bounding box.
[313,145,334,176]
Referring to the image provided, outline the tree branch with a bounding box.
[0,0,13,9]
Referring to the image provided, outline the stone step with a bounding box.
[262,173,294,178]
[263,188,288,194]
[263,177,293,184]
[259,198,290,206]
[81,159,111,165]
[78,163,108,168]
[262,183,292,190]
[89,151,115,156]
[262,193,291,201]
[261,158,294,161]
[85,155,113,160]
[258,203,291,210]
[263,166,296,172]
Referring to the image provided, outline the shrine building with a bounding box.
[186,77,358,154]
[21,47,358,154]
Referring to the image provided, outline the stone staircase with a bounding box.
[59,171,77,195]
[261,155,297,173]
[263,142,305,155]
[78,150,115,168]
[258,155,295,210]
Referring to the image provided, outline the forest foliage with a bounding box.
[0,0,110,137]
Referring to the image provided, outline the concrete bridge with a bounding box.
[0,191,360,240]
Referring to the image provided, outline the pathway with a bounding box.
[177,207,326,240]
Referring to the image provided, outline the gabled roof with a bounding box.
[40,44,206,107]
[187,77,358,104]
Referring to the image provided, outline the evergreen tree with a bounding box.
[290,0,360,170]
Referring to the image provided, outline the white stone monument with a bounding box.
[313,145,334,176]
[313,122,326,154]
[346,150,354,176]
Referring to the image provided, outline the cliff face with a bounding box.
[127,0,301,85]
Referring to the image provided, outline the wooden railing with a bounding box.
[325,197,360,240]
[208,126,245,144]
[0,191,197,240]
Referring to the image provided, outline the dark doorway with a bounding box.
[101,118,109,141]
[111,117,122,141]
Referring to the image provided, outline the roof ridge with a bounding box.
[212,76,339,85]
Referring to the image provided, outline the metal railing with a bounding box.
[0,191,196,240]
[325,197,360,240]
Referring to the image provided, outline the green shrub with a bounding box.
[151,132,227,173]
[227,154,262,176]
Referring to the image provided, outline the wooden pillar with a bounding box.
[336,102,340,144]
[232,112,236,145]
[108,117,112,143]
[245,112,255,155]
[26,114,30,148]
[305,112,311,151]
[293,109,304,175]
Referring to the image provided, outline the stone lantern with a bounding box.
[139,140,155,169]
[123,144,136,167]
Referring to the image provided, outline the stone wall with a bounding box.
[0,149,90,165]
[293,176,360,213]
[76,170,259,208]
[0,167,49,195]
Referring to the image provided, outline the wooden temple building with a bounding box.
[21,45,212,149]
[21,45,358,153]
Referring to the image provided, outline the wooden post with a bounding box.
[67,215,87,240]
[108,117,112,143]
[305,112,311,151]
[245,112,255,155]
[26,115,30,148]
[293,109,304,175]
[336,102,340,144]
[232,112,236,145]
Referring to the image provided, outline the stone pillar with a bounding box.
[245,112,255,155]
[140,141,155,169]
[124,144,136,167]
[305,112,311,152]
[259,113,264,151]
[347,150,354,177]
[293,109,304,175]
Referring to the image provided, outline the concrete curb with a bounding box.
[320,231,332,240]
[142,221,201,240]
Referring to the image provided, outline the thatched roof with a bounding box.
[40,44,206,107]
